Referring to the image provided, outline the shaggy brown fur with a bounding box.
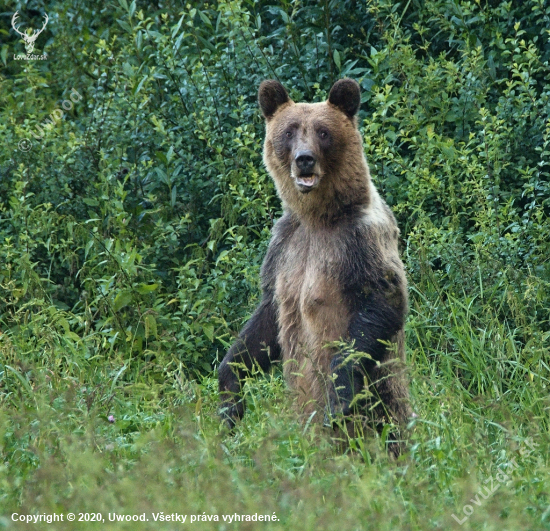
[219,79,412,450]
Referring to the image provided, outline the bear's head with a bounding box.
[259,78,371,222]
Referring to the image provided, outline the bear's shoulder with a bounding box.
[361,182,398,231]
[260,213,300,291]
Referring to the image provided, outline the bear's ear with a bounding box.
[328,78,361,119]
[258,80,290,120]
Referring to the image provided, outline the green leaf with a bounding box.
[4,365,33,395]
[197,35,216,53]
[203,323,214,342]
[113,290,132,311]
[57,317,70,334]
[487,54,496,80]
[65,331,81,342]
[171,185,177,207]
[122,61,134,77]
[166,145,175,163]
[84,239,94,259]
[333,50,341,71]
[144,314,157,339]
[172,14,185,38]
[110,365,127,395]
[134,75,148,95]
[136,283,159,294]
[155,166,170,186]
[0,45,8,67]
[441,145,456,159]
[198,10,212,29]
[117,19,132,33]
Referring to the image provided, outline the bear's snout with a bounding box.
[293,149,320,193]
[295,150,316,173]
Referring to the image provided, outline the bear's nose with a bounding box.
[295,150,316,173]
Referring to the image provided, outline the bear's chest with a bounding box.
[274,226,350,353]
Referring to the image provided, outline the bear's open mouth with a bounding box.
[295,173,319,191]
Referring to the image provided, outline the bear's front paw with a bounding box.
[324,396,352,428]
[219,400,244,430]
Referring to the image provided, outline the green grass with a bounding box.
[1,289,548,531]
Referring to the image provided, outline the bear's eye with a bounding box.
[319,130,329,140]
[285,131,293,138]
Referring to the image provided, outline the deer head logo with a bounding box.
[11,11,49,54]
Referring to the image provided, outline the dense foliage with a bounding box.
[1,1,549,529]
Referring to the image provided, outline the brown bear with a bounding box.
[218,78,411,450]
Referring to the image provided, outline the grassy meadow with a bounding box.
[1,0,549,529]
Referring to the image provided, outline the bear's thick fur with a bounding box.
[218,79,411,447]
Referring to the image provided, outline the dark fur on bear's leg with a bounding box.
[218,295,281,428]
[324,289,411,455]
[327,353,365,420]
[324,286,411,450]
[326,356,410,457]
